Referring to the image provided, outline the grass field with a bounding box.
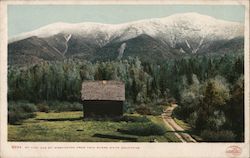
[8,111,181,142]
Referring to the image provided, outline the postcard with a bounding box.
[0,0,249,157]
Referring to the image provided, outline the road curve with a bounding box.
[162,104,197,143]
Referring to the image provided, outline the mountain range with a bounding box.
[8,12,244,65]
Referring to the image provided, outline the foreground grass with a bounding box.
[8,111,180,142]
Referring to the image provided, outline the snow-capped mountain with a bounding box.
[8,12,244,65]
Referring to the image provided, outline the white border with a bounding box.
[0,0,249,158]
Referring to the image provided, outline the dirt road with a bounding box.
[162,104,197,143]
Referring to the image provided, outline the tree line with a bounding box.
[8,54,243,102]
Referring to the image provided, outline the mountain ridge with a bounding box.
[9,12,243,43]
[8,12,244,65]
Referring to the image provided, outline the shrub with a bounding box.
[200,130,236,142]
[48,101,82,112]
[123,101,134,114]
[187,111,198,128]
[36,103,49,113]
[121,115,150,123]
[69,102,82,111]
[120,122,166,136]
[135,106,151,115]
[149,104,164,116]
[21,103,37,113]
[8,101,37,113]
[8,111,21,124]
[172,105,193,121]
[8,101,37,124]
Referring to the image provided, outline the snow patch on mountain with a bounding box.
[62,34,72,55]
[9,12,244,47]
[117,43,127,59]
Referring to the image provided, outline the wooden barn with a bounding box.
[81,80,125,118]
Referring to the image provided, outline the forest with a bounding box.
[8,52,244,142]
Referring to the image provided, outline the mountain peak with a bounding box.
[9,12,243,44]
[171,12,212,17]
[167,12,207,17]
[163,12,241,25]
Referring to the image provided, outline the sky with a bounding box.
[8,5,245,37]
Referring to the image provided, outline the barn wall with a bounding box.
[83,100,123,118]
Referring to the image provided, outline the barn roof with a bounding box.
[81,80,125,101]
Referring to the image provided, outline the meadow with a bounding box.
[8,111,180,142]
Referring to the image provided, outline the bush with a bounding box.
[123,101,134,114]
[48,101,82,112]
[8,101,37,124]
[8,111,36,124]
[70,102,83,111]
[172,105,193,121]
[124,102,164,115]
[120,122,166,136]
[187,111,198,128]
[36,103,49,113]
[149,104,164,116]
[21,103,37,112]
[8,101,37,113]
[200,130,236,142]
[121,115,150,122]
[135,106,152,115]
